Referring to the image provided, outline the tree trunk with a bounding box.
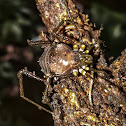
[34,0,126,125]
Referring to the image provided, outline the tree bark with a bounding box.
[34,0,126,125]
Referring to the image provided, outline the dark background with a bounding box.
[0,0,126,126]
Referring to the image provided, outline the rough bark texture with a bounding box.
[35,0,126,125]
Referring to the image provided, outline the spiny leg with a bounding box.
[17,67,53,115]
[53,19,74,35]
[55,33,79,45]
[27,39,51,47]
[42,77,54,111]
[27,30,51,47]
[52,20,78,45]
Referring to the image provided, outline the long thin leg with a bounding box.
[27,39,51,47]
[42,77,54,111]
[42,77,50,104]
[17,67,53,115]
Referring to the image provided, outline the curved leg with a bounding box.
[88,71,93,106]
[79,71,94,106]
[17,67,53,115]
[52,23,80,45]
[85,68,113,106]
